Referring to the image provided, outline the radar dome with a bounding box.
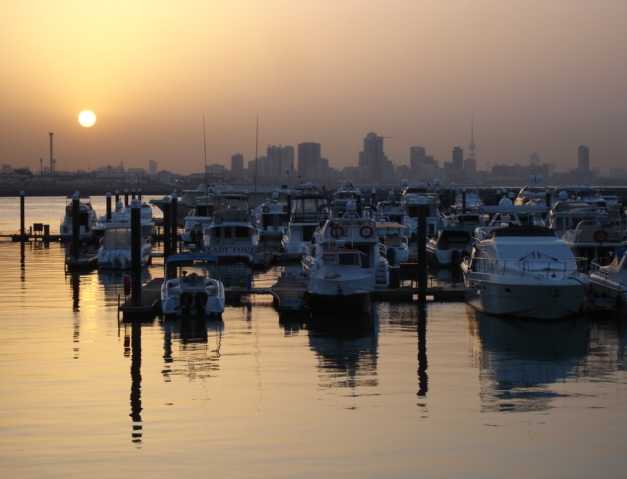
[434,179,441,186]
[499,198,514,207]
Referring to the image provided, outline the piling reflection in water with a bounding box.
[130,321,142,446]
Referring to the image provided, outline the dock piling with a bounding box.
[131,199,142,307]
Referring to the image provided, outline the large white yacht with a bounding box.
[461,225,589,320]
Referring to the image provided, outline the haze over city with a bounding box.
[2,1,626,176]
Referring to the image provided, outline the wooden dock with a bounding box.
[119,274,467,320]
[119,278,163,317]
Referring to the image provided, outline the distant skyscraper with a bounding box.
[452,147,464,170]
[409,146,426,174]
[359,132,392,183]
[578,145,590,176]
[231,153,244,172]
[468,115,476,160]
[148,159,157,175]
[297,142,321,175]
[267,145,294,177]
[530,153,540,167]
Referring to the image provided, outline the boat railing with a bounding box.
[473,257,586,279]
[589,257,613,271]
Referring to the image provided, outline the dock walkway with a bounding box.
[119,275,467,319]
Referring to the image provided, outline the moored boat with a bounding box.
[301,199,389,314]
[160,253,225,317]
[97,223,152,269]
[202,191,260,263]
[461,225,589,320]
[588,249,627,312]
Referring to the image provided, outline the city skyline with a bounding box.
[1,1,626,176]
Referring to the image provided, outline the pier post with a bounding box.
[131,199,142,307]
[20,191,25,237]
[115,190,120,205]
[417,299,428,397]
[106,192,112,223]
[462,190,467,213]
[416,196,428,302]
[124,189,129,207]
[171,193,178,254]
[131,189,136,201]
[162,196,171,260]
[72,192,80,260]
[137,189,142,201]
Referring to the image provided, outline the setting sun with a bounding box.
[78,110,96,127]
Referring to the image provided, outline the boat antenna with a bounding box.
[203,115,210,207]
[254,114,258,196]
[202,115,209,190]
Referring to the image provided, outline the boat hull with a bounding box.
[464,274,586,320]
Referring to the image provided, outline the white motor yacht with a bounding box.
[461,225,589,320]
[97,223,152,270]
[301,200,389,314]
[202,191,260,263]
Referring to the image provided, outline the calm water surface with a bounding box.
[0,196,626,478]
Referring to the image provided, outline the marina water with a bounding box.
[0,196,626,478]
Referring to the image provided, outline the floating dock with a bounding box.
[119,274,467,320]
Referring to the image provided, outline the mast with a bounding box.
[254,114,258,196]
[468,113,476,160]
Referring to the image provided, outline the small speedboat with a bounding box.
[161,253,225,317]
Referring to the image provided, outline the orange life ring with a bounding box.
[593,229,608,243]
[262,206,270,213]
[359,225,374,238]
[330,225,344,239]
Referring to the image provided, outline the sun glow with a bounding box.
[78,110,96,127]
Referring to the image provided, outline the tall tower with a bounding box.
[49,132,54,175]
[468,114,476,160]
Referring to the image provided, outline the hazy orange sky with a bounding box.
[1,1,626,176]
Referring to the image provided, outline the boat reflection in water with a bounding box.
[161,317,224,382]
[306,311,379,396]
[466,307,588,413]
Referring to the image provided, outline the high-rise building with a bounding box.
[452,147,464,170]
[409,146,426,177]
[530,153,540,166]
[231,153,244,172]
[578,145,590,177]
[297,142,321,176]
[267,145,294,178]
[359,132,392,183]
[148,159,157,175]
